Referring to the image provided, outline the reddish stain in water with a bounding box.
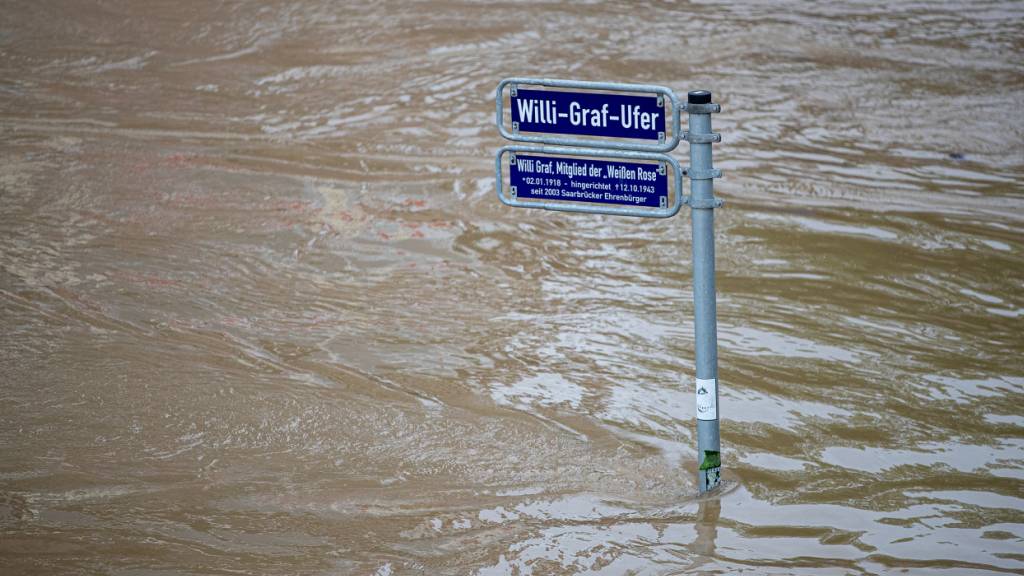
[164,153,197,167]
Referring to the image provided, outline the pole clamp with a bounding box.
[680,103,721,114]
[685,196,724,209]
[683,131,721,144]
[683,167,722,180]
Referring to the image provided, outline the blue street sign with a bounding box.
[512,89,665,142]
[509,153,667,208]
[496,78,681,152]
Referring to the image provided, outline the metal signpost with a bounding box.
[494,77,724,493]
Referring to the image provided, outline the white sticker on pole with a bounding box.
[696,378,717,420]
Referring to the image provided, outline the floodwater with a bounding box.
[1,1,1022,574]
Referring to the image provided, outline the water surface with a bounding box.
[1,1,1022,574]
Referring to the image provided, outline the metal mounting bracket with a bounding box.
[684,167,722,180]
[681,102,722,114]
[683,131,722,144]
[685,196,724,209]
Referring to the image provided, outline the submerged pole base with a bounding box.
[698,450,721,493]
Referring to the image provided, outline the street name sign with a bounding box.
[496,77,680,152]
[512,89,665,142]
[495,145,683,218]
[510,153,666,208]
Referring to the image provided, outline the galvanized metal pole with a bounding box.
[687,90,722,493]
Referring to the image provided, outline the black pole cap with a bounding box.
[688,90,712,104]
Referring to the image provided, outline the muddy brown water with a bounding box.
[1,1,1023,574]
